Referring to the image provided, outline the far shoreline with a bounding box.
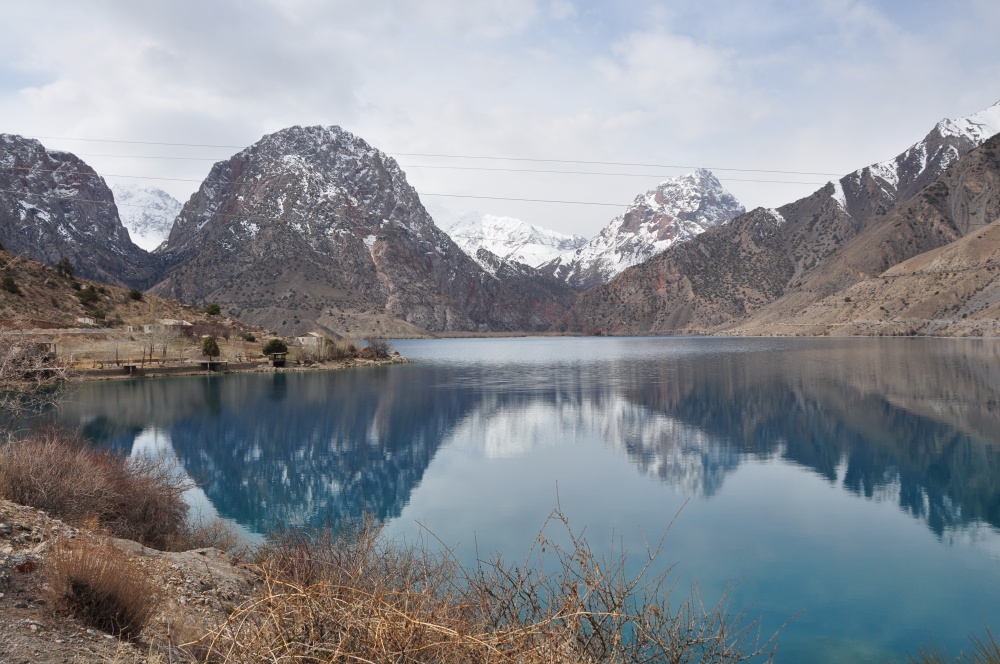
[69,354,411,383]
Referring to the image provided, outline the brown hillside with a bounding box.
[559,208,794,335]
[561,107,1000,337]
[732,217,1000,337]
[0,250,241,331]
[735,134,1000,333]
[0,249,274,368]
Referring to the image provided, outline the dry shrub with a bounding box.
[183,516,246,555]
[465,509,784,663]
[0,426,190,549]
[0,334,69,418]
[360,336,391,359]
[911,630,1000,664]
[323,338,358,361]
[46,535,159,640]
[190,511,783,663]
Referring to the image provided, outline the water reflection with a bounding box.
[53,338,1000,540]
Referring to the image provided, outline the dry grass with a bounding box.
[0,426,191,549]
[911,631,1000,664]
[185,512,783,663]
[46,535,160,640]
[183,516,247,555]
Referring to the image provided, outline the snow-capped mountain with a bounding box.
[545,169,745,289]
[0,134,157,286]
[444,213,586,269]
[562,99,1000,336]
[111,183,181,251]
[150,125,577,335]
[828,100,1000,224]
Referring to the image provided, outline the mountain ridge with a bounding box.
[0,134,159,287]
[149,125,577,335]
[544,168,745,290]
[561,100,1000,335]
[444,213,586,269]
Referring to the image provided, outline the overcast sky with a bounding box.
[2,0,999,238]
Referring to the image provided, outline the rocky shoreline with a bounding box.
[0,498,258,663]
[70,353,411,382]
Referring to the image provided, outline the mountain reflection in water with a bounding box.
[54,337,1000,540]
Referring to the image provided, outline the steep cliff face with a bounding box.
[149,125,574,335]
[734,132,1000,337]
[0,134,157,286]
[560,208,793,335]
[471,248,579,322]
[545,169,745,290]
[563,101,1000,335]
[781,101,1000,283]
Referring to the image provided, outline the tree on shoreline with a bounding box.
[201,335,221,360]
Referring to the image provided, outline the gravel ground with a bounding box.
[0,499,258,663]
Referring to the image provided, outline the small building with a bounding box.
[76,316,96,327]
[294,332,327,349]
[144,319,193,336]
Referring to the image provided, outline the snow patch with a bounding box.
[829,180,847,210]
[111,183,181,250]
[937,100,1000,143]
[444,213,586,268]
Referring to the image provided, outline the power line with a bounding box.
[31,135,244,149]
[73,153,222,162]
[394,153,843,177]
[0,186,630,210]
[62,152,830,183]
[400,164,826,185]
[0,164,208,184]
[0,163,828,188]
[418,193,626,207]
[0,187,169,210]
[27,134,844,177]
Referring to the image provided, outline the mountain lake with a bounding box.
[49,336,1000,662]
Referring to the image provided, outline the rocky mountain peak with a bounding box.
[161,124,430,259]
[832,100,1000,230]
[934,99,1000,145]
[562,99,1000,338]
[0,134,157,286]
[150,125,578,335]
[545,169,745,289]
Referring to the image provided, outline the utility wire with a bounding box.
[401,164,826,185]
[72,153,223,162]
[0,163,828,188]
[28,134,844,177]
[39,154,831,183]
[418,193,625,207]
[393,153,843,177]
[0,186,630,209]
[31,135,244,149]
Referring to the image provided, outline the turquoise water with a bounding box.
[55,336,1000,661]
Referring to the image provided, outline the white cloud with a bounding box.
[0,1,998,238]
